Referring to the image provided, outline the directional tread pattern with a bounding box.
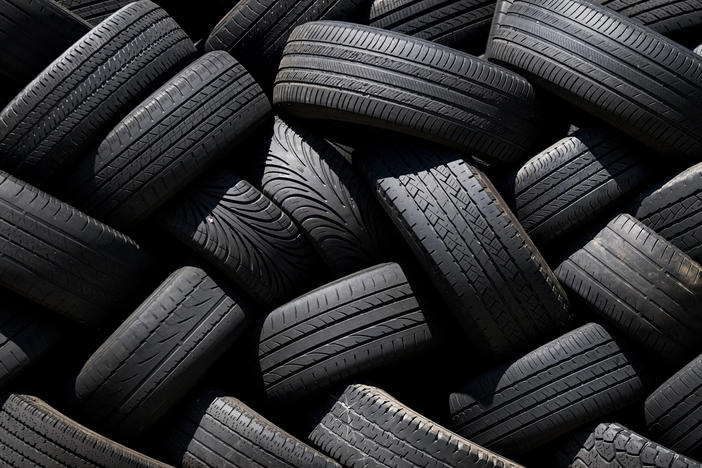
[75,266,250,437]
[488,0,702,159]
[68,51,271,227]
[309,383,524,468]
[555,213,702,362]
[360,141,569,357]
[449,323,645,455]
[159,170,320,306]
[599,0,702,38]
[259,263,434,399]
[0,0,196,185]
[273,21,540,164]
[56,0,133,24]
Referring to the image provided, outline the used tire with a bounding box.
[158,170,321,306]
[167,390,340,468]
[511,128,651,243]
[359,140,569,358]
[0,171,154,327]
[75,266,250,437]
[68,51,271,227]
[0,0,196,186]
[259,262,435,400]
[366,0,496,53]
[599,0,702,39]
[0,393,168,467]
[449,323,646,455]
[250,116,391,275]
[488,0,702,159]
[555,213,702,362]
[273,21,541,164]
[645,354,702,459]
[629,163,702,263]
[55,0,132,24]
[309,383,523,468]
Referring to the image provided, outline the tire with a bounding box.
[158,170,321,307]
[449,323,646,455]
[68,51,271,227]
[309,383,523,468]
[629,163,702,263]
[511,128,651,243]
[75,266,250,437]
[696,44,702,55]
[204,0,365,85]
[250,116,391,275]
[259,262,435,400]
[359,139,569,358]
[599,0,702,39]
[487,0,702,160]
[0,0,89,97]
[366,0,496,53]
[0,171,154,327]
[555,213,702,362]
[0,393,168,467]
[645,354,702,459]
[55,0,133,24]
[167,390,341,468]
[558,422,701,468]
[0,0,196,186]
[273,21,541,165]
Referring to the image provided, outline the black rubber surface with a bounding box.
[55,0,133,24]
[0,0,196,186]
[449,323,646,455]
[360,140,569,358]
[68,51,271,227]
[273,21,541,164]
[555,213,702,362]
[75,266,250,437]
[599,0,702,39]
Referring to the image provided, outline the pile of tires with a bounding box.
[0,0,701,467]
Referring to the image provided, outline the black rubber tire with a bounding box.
[629,163,702,264]
[158,170,321,307]
[0,0,196,186]
[273,21,541,165]
[204,0,366,86]
[599,0,702,39]
[555,213,702,362]
[75,266,250,438]
[68,51,271,227]
[309,383,522,468]
[167,390,341,468]
[0,393,168,467]
[487,0,702,160]
[366,0,496,53]
[249,116,391,275]
[511,128,651,243]
[645,354,702,459]
[359,140,569,358]
[0,171,154,327]
[55,0,133,24]
[696,44,702,55]
[258,262,435,400]
[449,323,646,455]
[0,0,89,97]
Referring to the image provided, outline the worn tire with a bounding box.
[273,21,541,164]
[645,354,702,459]
[449,323,646,455]
[55,0,133,23]
[488,0,702,159]
[366,0,496,53]
[309,383,523,468]
[0,0,196,186]
[259,262,435,400]
[250,116,390,275]
[359,140,569,358]
[158,170,320,307]
[75,266,250,437]
[68,51,271,227]
[0,171,154,327]
[167,390,340,468]
[0,394,168,467]
[555,213,702,362]
[630,163,702,263]
[511,128,651,243]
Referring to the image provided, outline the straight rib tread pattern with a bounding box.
[56,0,133,24]
[599,0,702,37]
